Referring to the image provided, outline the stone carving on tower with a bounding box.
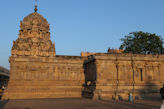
[11,8,55,57]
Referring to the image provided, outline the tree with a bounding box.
[119,31,164,54]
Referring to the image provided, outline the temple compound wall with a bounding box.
[83,53,164,100]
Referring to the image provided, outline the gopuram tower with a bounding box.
[2,4,85,99]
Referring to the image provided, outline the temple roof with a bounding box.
[0,66,9,77]
[20,12,50,31]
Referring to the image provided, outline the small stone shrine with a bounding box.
[2,6,85,99]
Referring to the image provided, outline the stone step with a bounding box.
[6,88,82,92]
[7,80,84,86]
[2,92,82,100]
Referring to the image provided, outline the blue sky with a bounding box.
[0,0,164,69]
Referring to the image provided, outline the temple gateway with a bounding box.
[2,6,164,100]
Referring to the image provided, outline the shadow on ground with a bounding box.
[0,99,9,109]
[0,98,161,109]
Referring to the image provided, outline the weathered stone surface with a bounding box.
[11,11,55,57]
[83,53,164,100]
[3,56,86,99]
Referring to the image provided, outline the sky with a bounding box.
[0,0,164,69]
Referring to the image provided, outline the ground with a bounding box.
[0,98,161,109]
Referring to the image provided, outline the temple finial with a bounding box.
[34,0,38,12]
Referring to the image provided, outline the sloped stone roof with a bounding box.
[0,66,9,77]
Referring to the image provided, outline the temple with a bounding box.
[2,6,164,100]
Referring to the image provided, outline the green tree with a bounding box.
[119,31,164,54]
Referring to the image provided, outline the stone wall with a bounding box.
[3,55,86,99]
[81,52,96,57]
[83,53,164,100]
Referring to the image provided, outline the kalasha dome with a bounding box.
[20,10,50,32]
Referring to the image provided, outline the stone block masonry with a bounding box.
[83,53,164,100]
[3,56,86,99]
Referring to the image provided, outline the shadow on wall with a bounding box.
[82,56,97,99]
[0,99,9,109]
[137,81,162,100]
[113,81,162,101]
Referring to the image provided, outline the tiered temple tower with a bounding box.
[12,9,55,57]
[2,7,85,99]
